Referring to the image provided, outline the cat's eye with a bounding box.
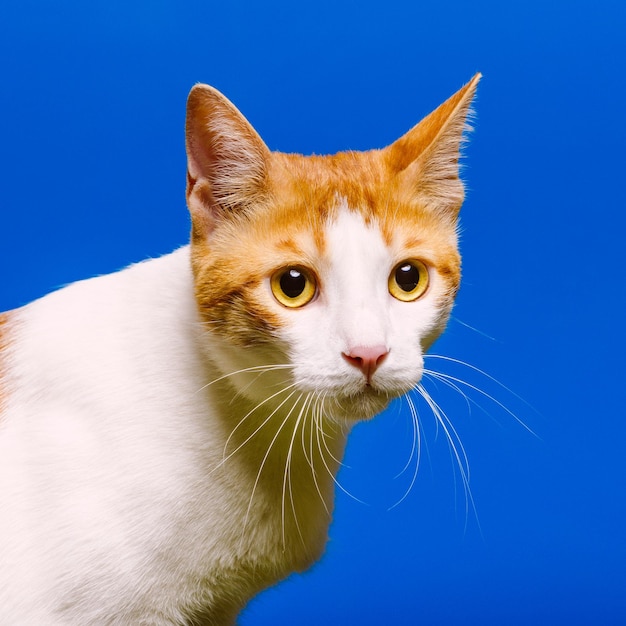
[388,259,429,302]
[270,266,317,308]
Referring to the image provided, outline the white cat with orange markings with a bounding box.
[0,74,480,624]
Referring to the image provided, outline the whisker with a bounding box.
[423,370,473,415]
[423,365,537,436]
[314,408,367,506]
[282,394,314,549]
[235,369,289,399]
[425,354,537,415]
[306,393,332,517]
[301,394,314,469]
[449,316,498,342]
[414,383,481,535]
[316,395,346,468]
[388,393,422,510]
[195,363,293,395]
[417,383,470,481]
[217,383,300,470]
[395,394,420,477]
[240,392,304,550]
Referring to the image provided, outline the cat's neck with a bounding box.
[202,360,350,561]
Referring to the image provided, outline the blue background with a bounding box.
[2,1,625,624]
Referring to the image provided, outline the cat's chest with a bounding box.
[171,409,335,574]
[128,429,332,614]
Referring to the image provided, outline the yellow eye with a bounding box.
[388,259,429,302]
[270,266,317,308]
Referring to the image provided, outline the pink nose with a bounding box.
[342,345,389,383]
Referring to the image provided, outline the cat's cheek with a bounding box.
[419,313,449,352]
[421,300,455,352]
[421,325,447,353]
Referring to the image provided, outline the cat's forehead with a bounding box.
[298,201,455,264]
[265,150,456,238]
[268,200,388,263]
[269,150,389,218]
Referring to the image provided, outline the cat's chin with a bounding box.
[330,388,395,422]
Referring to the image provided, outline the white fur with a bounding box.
[0,207,451,623]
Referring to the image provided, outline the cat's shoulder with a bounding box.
[0,246,195,416]
[9,245,192,320]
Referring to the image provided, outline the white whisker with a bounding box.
[414,383,481,535]
[314,408,366,506]
[306,393,332,517]
[395,394,420,478]
[425,355,537,415]
[316,395,346,468]
[240,392,304,550]
[423,370,474,415]
[416,383,470,480]
[282,394,314,549]
[423,364,537,436]
[195,363,293,395]
[449,316,498,342]
[217,383,300,470]
[388,394,422,510]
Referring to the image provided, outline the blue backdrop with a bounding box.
[2,1,625,624]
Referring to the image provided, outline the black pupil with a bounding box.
[280,269,306,298]
[396,263,420,292]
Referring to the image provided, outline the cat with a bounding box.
[0,73,480,625]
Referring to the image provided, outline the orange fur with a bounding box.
[185,75,480,342]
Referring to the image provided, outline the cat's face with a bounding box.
[185,76,478,421]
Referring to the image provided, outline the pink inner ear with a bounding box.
[185,84,270,191]
[185,90,271,222]
[186,138,205,184]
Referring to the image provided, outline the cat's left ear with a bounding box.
[185,84,271,238]
[384,73,481,218]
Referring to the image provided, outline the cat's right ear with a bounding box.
[383,73,481,220]
[185,84,271,238]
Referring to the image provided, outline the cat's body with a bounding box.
[0,74,479,624]
[0,248,338,624]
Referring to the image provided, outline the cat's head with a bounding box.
[185,75,480,421]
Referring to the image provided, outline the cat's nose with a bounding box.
[342,345,389,383]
